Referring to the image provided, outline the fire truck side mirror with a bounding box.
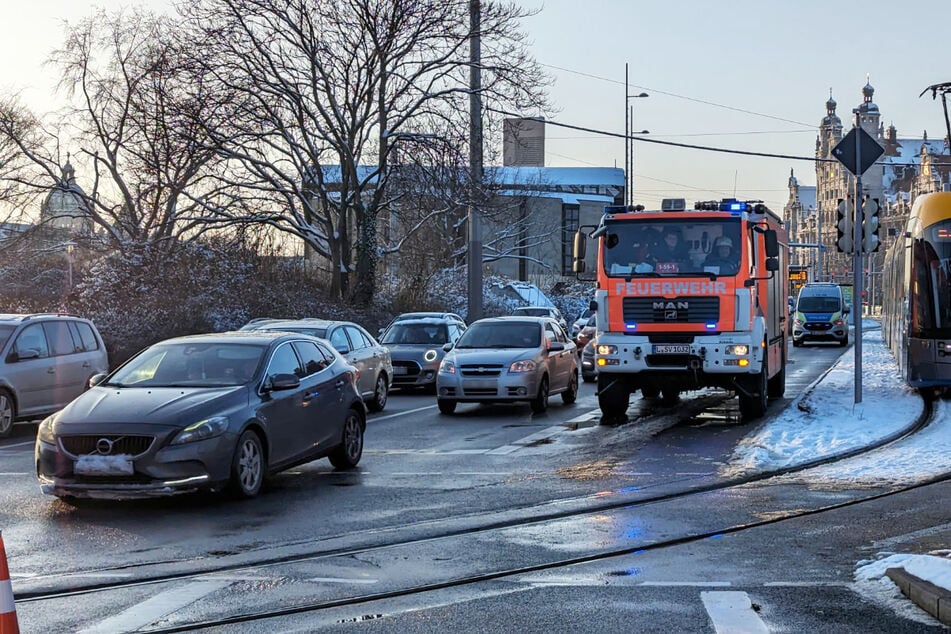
[573,230,587,260]
[573,259,586,273]
[764,229,779,257]
[765,258,779,272]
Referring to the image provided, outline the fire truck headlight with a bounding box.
[596,344,617,355]
[726,345,749,356]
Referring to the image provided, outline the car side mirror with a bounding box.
[268,373,301,391]
[549,341,565,352]
[442,342,454,352]
[88,373,108,388]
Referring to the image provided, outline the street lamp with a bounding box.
[624,63,649,205]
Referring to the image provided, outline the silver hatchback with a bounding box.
[0,313,109,437]
[436,316,578,415]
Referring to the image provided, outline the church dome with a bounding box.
[41,160,91,233]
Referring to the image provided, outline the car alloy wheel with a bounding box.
[231,430,264,498]
[0,390,13,438]
[329,410,364,469]
[368,374,389,412]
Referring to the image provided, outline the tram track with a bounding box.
[15,391,939,621]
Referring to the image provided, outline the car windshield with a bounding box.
[455,322,540,349]
[107,342,266,387]
[798,296,842,313]
[381,323,448,345]
[0,324,15,351]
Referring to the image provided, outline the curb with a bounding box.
[886,567,951,625]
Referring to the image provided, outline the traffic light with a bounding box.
[862,197,880,253]
[836,198,853,253]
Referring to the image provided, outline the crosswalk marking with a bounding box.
[701,591,769,634]
[77,580,229,634]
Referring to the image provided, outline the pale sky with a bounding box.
[3,0,950,212]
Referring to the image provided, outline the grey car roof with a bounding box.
[160,331,308,345]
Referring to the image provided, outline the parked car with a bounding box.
[574,314,597,350]
[511,306,569,332]
[0,313,109,438]
[242,318,393,411]
[580,340,597,383]
[379,317,466,391]
[35,331,366,501]
[569,308,594,340]
[436,316,578,415]
[378,312,466,337]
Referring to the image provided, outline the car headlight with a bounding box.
[726,344,749,356]
[439,358,456,374]
[171,416,229,445]
[794,319,803,326]
[509,359,537,373]
[38,415,56,444]
[423,349,438,362]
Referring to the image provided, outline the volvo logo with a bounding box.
[96,438,114,455]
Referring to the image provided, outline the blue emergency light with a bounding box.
[705,322,718,330]
[625,322,637,331]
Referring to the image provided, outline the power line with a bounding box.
[538,62,816,129]
[488,106,832,163]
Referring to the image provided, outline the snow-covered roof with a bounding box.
[487,166,624,187]
[497,190,615,205]
[881,138,947,165]
[501,282,555,307]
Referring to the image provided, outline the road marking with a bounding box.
[486,425,569,455]
[63,572,134,579]
[78,580,230,634]
[370,405,436,422]
[639,581,732,587]
[0,440,35,450]
[763,581,849,587]
[0,473,30,476]
[864,522,951,550]
[307,577,379,584]
[701,591,769,634]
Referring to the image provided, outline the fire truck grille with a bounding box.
[623,297,721,324]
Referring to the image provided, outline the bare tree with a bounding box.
[37,8,237,253]
[181,0,549,303]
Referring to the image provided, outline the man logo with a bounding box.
[652,301,689,310]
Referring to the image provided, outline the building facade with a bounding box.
[786,82,951,304]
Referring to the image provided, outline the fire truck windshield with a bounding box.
[603,218,742,278]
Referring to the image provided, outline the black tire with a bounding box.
[661,389,679,405]
[640,385,660,399]
[767,350,786,398]
[561,372,578,404]
[839,334,849,347]
[329,409,364,469]
[228,430,265,498]
[0,388,14,438]
[438,399,457,415]
[597,373,630,422]
[792,338,803,347]
[531,376,550,413]
[738,355,768,421]
[367,374,389,412]
[582,373,596,384]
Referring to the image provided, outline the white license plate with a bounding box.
[653,344,690,354]
[393,366,408,375]
[74,455,134,476]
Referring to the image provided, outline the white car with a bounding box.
[511,306,568,332]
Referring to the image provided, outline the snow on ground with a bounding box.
[722,319,951,617]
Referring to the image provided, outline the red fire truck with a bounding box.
[573,198,789,422]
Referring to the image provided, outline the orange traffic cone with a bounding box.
[0,531,19,634]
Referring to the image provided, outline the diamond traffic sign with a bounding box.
[832,127,884,176]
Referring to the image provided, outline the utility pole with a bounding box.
[467,0,483,322]
[851,111,864,404]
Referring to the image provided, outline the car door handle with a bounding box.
[335,379,347,388]
[47,368,56,374]
[82,361,92,368]
[303,391,319,402]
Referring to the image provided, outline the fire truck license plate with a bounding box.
[653,344,690,354]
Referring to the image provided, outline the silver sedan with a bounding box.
[436,316,578,415]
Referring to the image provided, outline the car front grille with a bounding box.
[59,435,155,458]
[623,296,720,324]
[460,364,504,377]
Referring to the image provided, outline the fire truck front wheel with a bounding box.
[738,361,768,421]
[597,374,631,422]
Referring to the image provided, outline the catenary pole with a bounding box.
[852,113,864,404]
[467,0,483,322]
